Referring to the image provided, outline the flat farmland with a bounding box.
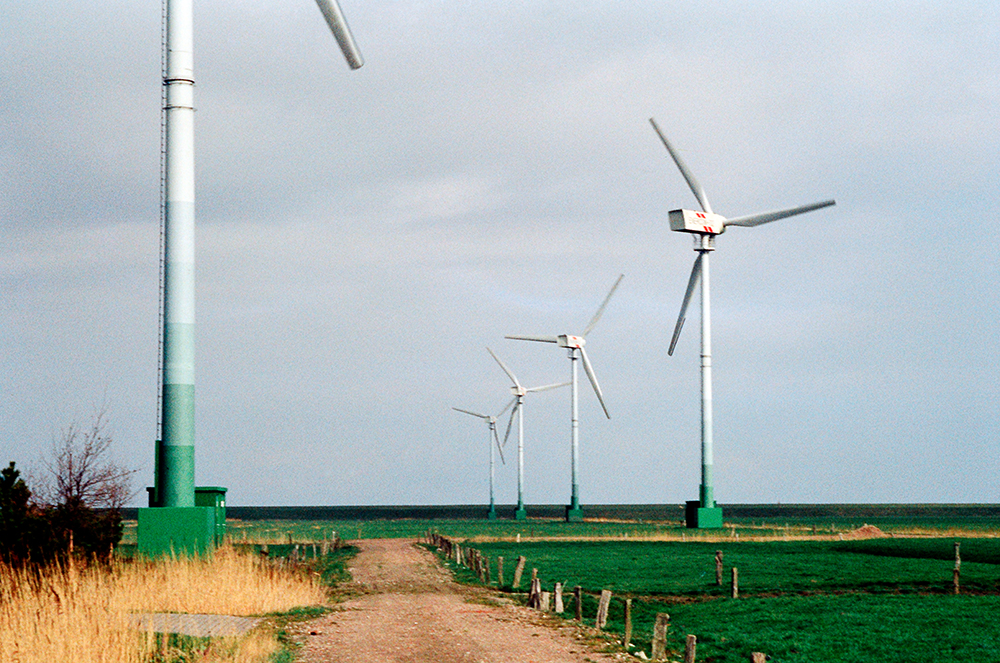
[445,537,1000,662]
[117,505,1000,661]
[464,539,1000,595]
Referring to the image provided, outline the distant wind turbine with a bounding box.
[649,117,835,529]
[453,403,511,520]
[507,274,623,522]
[486,347,569,521]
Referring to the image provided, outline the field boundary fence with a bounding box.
[425,531,654,633]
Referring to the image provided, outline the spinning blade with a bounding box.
[668,254,703,356]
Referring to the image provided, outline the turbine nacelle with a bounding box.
[558,335,586,349]
[669,209,726,235]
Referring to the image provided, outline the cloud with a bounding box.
[3,1,999,507]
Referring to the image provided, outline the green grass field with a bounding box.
[436,535,1000,662]
[466,539,1000,595]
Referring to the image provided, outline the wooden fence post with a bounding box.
[554,582,564,612]
[954,541,961,595]
[751,653,767,663]
[497,556,504,586]
[540,591,551,611]
[651,613,670,660]
[731,567,739,599]
[574,586,583,621]
[529,577,542,608]
[513,556,526,589]
[715,550,723,586]
[683,634,697,663]
[623,598,633,649]
[596,589,612,629]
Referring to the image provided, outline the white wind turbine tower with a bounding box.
[507,274,623,522]
[649,117,835,529]
[453,403,511,520]
[486,347,569,521]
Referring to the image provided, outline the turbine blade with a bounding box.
[453,406,489,420]
[506,334,559,343]
[493,426,505,465]
[525,381,572,393]
[725,200,836,228]
[497,396,517,417]
[579,347,610,419]
[649,118,713,214]
[502,402,519,448]
[314,0,364,69]
[487,347,521,389]
[583,274,624,336]
[668,254,703,356]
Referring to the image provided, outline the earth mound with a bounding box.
[845,524,888,539]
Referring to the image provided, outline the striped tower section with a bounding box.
[159,0,196,508]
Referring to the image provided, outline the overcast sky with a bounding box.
[3,1,999,508]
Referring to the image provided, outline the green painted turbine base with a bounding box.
[685,501,724,529]
[565,506,584,523]
[137,507,220,557]
[158,384,196,508]
[514,508,528,521]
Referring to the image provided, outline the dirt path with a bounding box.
[292,538,621,663]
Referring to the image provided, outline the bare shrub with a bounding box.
[38,408,137,513]
[27,407,140,561]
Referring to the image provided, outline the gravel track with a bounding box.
[293,538,620,663]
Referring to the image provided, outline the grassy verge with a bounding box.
[255,544,358,663]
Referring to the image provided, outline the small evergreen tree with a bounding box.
[0,461,51,565]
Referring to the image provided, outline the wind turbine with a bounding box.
[507,274,623,522]
[486,347,569,521]
[649,117,835,529]
[142,0,363,554]
[453,403,511,520]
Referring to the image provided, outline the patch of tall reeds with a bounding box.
[0,547,327,663]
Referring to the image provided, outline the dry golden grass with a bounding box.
[0,547,327,663]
